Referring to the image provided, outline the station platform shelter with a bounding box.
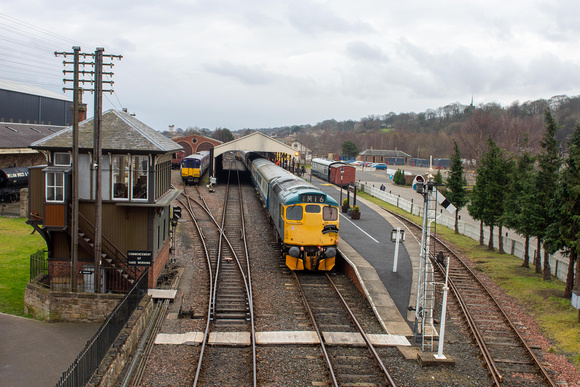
[210,132,301,179]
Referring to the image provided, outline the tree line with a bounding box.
[254,95,580,166]
[443,109,579,300]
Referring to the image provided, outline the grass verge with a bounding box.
[0,217,46,317]
[357,190,580,369]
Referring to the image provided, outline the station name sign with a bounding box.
[127,250,152,266]
[301,194,325,203]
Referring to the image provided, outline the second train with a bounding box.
[180,151,210,185]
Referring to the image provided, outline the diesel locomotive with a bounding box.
[180,151,210,185]
[244,152,339,271]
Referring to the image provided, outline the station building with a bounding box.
[170,134,222,168]
[357,149,411,165]
[25,109,182,320]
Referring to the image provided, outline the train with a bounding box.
[244,152,340,271]
[0,167,29,203]
[310,158,356,187]
[180,151,210,185]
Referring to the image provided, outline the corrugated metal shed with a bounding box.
[31,109,182,154]
[0,79,71,101]
[0,79,74,126]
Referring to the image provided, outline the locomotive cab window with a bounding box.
[286,205,303,221]
[305,204,321,213]
[323,206,338,221]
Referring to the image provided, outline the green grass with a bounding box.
[0,217,46,316]
[357,190,580,369]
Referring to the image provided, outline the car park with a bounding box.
[374,163,388,170]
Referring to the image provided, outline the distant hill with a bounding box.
[235,95,580,163]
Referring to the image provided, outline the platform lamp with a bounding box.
[340,167,344,206]
[390,228,405,272]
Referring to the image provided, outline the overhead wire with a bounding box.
[0,12,125,112]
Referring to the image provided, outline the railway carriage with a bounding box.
[311,158,355,187]
[180,151,210,185]
[245,153,339,271]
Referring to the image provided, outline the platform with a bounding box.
[155,330,410,347]
[148,289,178,299]
[308,176,420,337]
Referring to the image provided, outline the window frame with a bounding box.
[111,154,149,201]
[46,171,65,203]
[53,152,71,166]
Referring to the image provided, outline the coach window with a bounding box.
[286,205,303,221]
[112,155,129,199]
[132,155,148,200]
[46,172,65,202]
[323,206,338,221]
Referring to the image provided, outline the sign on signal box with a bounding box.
[127,250,153,266]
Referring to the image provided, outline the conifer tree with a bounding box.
[445,141,468,234]
[546,123,580,296]
[503,151,536,267]
[468,138,511,251]
[534,109,563,280]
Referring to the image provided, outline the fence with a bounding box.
[29,249,48,285]
[56,268,149,387]
[357,182,570,282]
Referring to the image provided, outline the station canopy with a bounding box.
[212,131,298,158]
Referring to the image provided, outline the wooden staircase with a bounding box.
[73,212,139,292]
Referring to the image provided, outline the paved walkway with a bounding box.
[0,312,99,386]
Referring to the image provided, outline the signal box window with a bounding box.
[46,172,64,202]
[112,155,129,199]
[132,155,148,200]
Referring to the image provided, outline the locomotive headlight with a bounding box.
[325,247,336,258]
[289,246,300,258]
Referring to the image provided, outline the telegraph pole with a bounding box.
[56,46,121,293]
[93,47,105,294]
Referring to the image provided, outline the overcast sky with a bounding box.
[2,0,580,132]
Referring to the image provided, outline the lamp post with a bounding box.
[434,256,450,359]
[391,228,405,272]
[340,167,344,206]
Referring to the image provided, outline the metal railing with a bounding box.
[29,249,48,286]
[357,182,570,282]
[56,268,149,387]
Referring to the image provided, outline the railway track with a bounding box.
[180,160,257,386]
[293,271,396,386]
[384,208,557,386]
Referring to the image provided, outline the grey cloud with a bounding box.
[286,1,374,35]
[203,61,275,85]
[345,40,388,63]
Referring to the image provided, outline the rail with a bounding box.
[386,208,557,386]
